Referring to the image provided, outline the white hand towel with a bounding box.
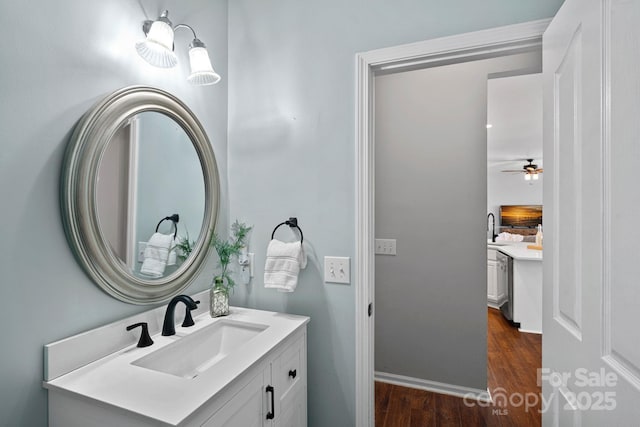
[140,232,174,277]
[497,232,524,242]
[264,239,307,292]
[167,236,180,266]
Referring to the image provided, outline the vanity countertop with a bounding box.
[43,305,309,426]
[488,241,543,261]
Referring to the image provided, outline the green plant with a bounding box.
[211,220,252,293]
[174,232,195,263]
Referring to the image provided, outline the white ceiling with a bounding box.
[487,73,542,172]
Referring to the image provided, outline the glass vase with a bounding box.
[210,277,229,317]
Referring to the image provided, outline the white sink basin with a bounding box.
[132,319,268,379]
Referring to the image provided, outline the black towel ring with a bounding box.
[155,214,180,239]
[271,217,304,244]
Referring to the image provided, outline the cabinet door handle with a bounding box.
[266,385,275,420]
[288,369,297,379]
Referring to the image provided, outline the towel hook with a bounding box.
[271,217,304,244]
[155,214,180,239]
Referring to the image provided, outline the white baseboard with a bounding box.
[374,371,491,403]
[518,328,542,335]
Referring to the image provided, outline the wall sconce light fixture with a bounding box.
[136,11,221,86]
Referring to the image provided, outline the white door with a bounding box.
[543,0,640,425]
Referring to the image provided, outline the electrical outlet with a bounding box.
[137,242,147,263]
[375,238,397,255]
[238,251,254,284]
[324,256,350,284]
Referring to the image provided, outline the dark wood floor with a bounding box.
[375,308,542,427]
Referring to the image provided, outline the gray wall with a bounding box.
[374,52,540,390]
[0,1,228,426]
[227,1,563,426]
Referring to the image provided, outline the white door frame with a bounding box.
[126,117,140,270]
[354,18,551,426]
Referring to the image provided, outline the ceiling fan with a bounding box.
[501,159,543,181]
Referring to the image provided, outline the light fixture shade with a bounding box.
[136,19,177,68]
[532,173,539,180]
[187,43,221,85]
[524,173,532,181]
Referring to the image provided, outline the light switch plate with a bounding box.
[375,238,397,255]
[324,256,350,284]
[137,242,147,263]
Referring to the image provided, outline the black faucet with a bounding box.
[162,295,199,336]
[182,299,201,327]
[126,322,154,348]
[487,213,497,242]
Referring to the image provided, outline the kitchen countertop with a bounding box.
[487,241,543,261]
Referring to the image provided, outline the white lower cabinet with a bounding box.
[488,248,508,307]
[194,333,307,427]
[202,369,268,427]
[495,263,507,305]
[487,249,499,305]
[274,335,306,427]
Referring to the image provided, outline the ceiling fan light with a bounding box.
[524,173,532,181]
[532,173,539,180]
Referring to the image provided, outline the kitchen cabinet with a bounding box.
[487,249,499,307]
[487,244,542,333]
[495,254,507,306]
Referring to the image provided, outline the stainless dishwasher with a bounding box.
[497,251,514,323]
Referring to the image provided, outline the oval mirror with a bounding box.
[61,86,219,304]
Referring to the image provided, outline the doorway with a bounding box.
[354,19,551,425]
[374,50,541,387]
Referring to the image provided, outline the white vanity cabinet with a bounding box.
[274,335,306,427]
[44,298,309,427]
[201,367,268,426]
[487,248,499,306]
[202,334,307,427]
[48,329,307,427]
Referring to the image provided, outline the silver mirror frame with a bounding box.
[61,86,219,304]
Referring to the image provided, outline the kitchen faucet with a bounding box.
[487,213,497,242]
[162,295,199,336]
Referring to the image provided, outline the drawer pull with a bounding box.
[288,369,297,379]
[266,385,275,420]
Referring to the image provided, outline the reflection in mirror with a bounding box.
[96,112,205,279]
[62,85,219,304]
